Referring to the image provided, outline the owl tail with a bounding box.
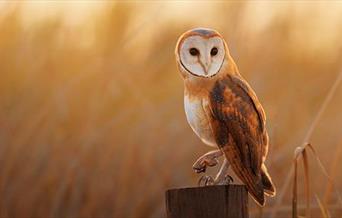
[261,164,276,197]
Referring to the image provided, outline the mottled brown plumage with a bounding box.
[175,28,275,206]
[208,75,269,205]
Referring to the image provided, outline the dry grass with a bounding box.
[272,68,342,218]
[0,2,342,218]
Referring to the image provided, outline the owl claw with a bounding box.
[215,174,234,185]
[192,157,219,174]
[193,150,222,174]
[198,175,214,187]
[193,166,206,173]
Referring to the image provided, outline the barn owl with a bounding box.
[175,28,276,206]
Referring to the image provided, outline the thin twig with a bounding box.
[315,194,331,218]
[302,149,310,218]
[293,157,298,218]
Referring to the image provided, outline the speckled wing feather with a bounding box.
[207,75,267,206]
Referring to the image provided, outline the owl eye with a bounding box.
[211,47,218,56]
[189,48,199,56]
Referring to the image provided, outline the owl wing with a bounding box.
[207,75,267,206]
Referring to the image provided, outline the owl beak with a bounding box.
[204,62,210,74]
[199,56,211,75]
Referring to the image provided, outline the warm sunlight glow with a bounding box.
[1,2,342,218]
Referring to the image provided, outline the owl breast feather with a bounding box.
[184,95,217,147]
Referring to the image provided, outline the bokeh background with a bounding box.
[1,1,342,218]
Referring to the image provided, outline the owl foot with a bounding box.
[215,174,234,185]
[193,158,219,173]
[193,149,222,173]
[198,175,215,186]
[213,158,233,185]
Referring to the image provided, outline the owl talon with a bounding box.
[226,175,234,184]
[198,175,214,187]
[193,166,206,173]
[215,174,234,185]
[193,157,219,174]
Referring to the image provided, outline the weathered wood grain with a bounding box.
[165,185,248,218]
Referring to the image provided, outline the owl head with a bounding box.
[175,28,230,79]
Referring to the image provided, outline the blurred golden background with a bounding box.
[0,1,342,218]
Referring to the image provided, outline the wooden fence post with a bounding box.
[165,185,248,218]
